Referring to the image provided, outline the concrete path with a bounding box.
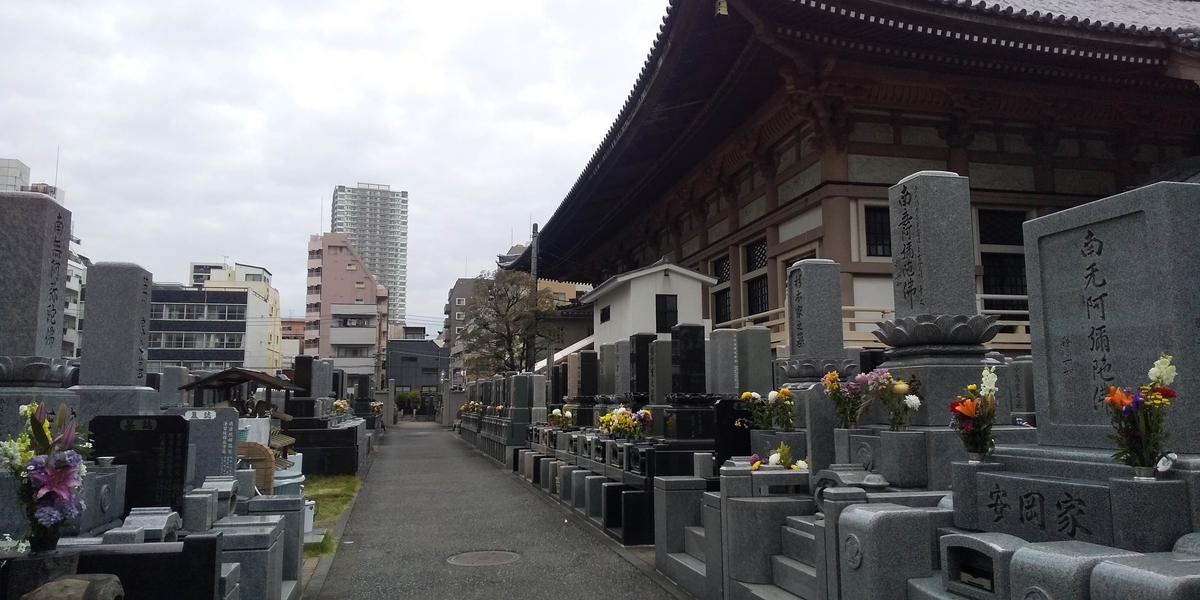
[316,421,678,600]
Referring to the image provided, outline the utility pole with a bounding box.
[526,224,539,372]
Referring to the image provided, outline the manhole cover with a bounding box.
[446,551,520,566]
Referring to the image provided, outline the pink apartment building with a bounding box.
[305,233,389,387]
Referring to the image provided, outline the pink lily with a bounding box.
[29,460,81,502]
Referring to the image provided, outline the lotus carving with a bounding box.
[776,358,858,382]
[872,314,1001,347]
[0,356,75,386]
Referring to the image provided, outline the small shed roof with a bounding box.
[578,258,718,306]
[177,367,304,392]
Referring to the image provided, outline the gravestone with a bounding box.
[630,333,657,399]
[159,366,190,408]
[579,350,598,396]
[0,194,84,539]
[646,339,673,437]
[777,259,858,485]
[550,364,563,405]
[889,171,976,319]
[872,172,1008,426]
[670,325,706,394]
[735,326,773,393]
[91,415,192,513]
[75,262,161,425]
[166,407,238,488]
[1024,181,1200,452]
[615,340,632,395]
[708,328,739,394]
[566,353,580,398]
[598,343,616,395]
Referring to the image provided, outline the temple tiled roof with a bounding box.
[926,0,1200,46]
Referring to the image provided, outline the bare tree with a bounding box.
[460,269,557,377]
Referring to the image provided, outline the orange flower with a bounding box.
[953,398,979,418]
[1105,386,1133,409]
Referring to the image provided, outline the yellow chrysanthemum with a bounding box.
[741,392,752,401]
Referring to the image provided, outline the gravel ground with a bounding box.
[316,421,678,600]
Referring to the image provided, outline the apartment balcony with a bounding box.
[329,327,377,345]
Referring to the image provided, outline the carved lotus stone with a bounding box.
[872,314,1001,347]
[775,357,859,382]
[0,356,76,387]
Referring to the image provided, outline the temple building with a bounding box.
[508,0,1200,354]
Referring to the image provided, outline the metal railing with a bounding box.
[713,294,1031,351]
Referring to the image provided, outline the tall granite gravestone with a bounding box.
[579,350,598,397]
[871,172,1008,425]
[159,366,191,408]
[74,262,161,426]
[735,326,773,393]
[1024,182,1200,452]
[0,192,81,536]
[950,182,1200,556]
[708,328,739,394]
[630,333,657,402]
[566,353,581,398]
[166,407,238,488]
[774,259,859,485]
[549,364,562,406]
[646,339,673,437]
[614,339,632,395]
[598,343,616,395]
[91,415,192,514]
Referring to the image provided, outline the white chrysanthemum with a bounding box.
[768,452,781,465]
[768,391,779,404]
[0,439,22,474]
[564,411,572,419]
[980,366,998,398]
[794,459,808,470]
[903,395,921,410]
[751,392,761,400]
[1149,355,1177,387]
[552,409,562,416]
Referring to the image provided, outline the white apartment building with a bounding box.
[330,183,408,329]
[0,159,30,192]
[187,262,283,373]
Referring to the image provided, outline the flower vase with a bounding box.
[967,452,985,464]
[29,527,61,554]
[1132,466,1157,481]
[892,424,908,432]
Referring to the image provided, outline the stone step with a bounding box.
[220,563,240,598]
[784,515,820,531]
[907,573,965,599]
[664,552,706,596]
[780,525,816,565]
[731,581,803,600]
[684,525,706,561]
[771,555,820,599]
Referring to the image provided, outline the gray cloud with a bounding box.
[0,0,668,331]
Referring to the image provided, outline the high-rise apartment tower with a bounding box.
[330,183,408,328]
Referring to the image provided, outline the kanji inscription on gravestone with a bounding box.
[90,415,190,512]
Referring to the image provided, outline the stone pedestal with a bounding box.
[1109,478,1193,553]
[879,430,927,488]
[834,428,871,465]
[839,503,934,599]
[951,461,1005,531]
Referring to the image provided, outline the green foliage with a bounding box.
[305,475,361,525]
[460,269,559,376]
[777,442,793,468]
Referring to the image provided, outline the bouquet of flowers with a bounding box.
[1104,354,1177,471]
[492,405,505,417]
[740,391,772,429]
[823,371,866,429]
[750,441,808,471]
[333,399,350,415]
[598,406,652,440]
[0,402,92,550]
[370,401,383,416]
[857,368,922,431]
[770,387,795,430]
[950,366,998,456]
[548,407,573,427]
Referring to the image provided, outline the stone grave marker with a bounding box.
[736,326,772,393]
[1024,181,1200,452]
[566,353,580,398]
[579,350,598,396]
[91,415,192,513]
[166,407,238,487]
[599,343,616,395]
[708,328,738,394]
[630,333,656,397]
[670,325,705,394]
[889,171,976,318]
[615,339,632,395]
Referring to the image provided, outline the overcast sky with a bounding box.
[0,1,669,333]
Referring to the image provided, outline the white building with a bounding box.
[0,159,30,192]
[195,263,283,373]
[330,183,408,329]
[63,236,89,359]
[578,259,717,347]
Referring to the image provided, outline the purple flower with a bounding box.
[34,506,63,527]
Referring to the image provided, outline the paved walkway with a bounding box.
[316,422,678,600]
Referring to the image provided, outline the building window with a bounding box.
[746,276,769,316]
[401,356,418,362]
[307,285,321,295]
[455,298,466,306]
[421,367,438,375]
[307,267,322,277]
[714,289,731,324]
[978,210,1027,246]
[308,249,322,259]
[455,312,465,321]
[600,306,611,323]
[244,274,264,282]
[864,206,892,257]
[421,386,438,393]
[346,264,357,270]
[655,294,678,334]
[355,281,365,288]
[746,240,768,272]
[712,257,730,284]
[455,326,464,334]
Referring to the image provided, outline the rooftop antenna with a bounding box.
[53,145,60,189]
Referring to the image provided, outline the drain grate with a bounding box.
[446,551,520,566]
